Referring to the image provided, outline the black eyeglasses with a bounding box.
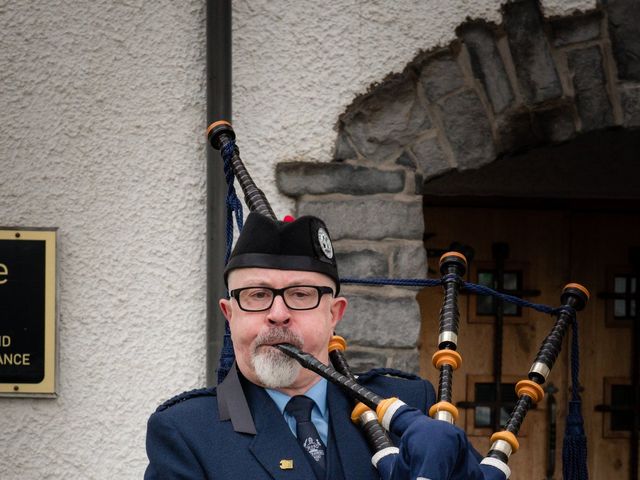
[229,285,335,312]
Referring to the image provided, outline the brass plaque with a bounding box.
[0,229,57,396]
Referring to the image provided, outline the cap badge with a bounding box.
[317,227,333,259]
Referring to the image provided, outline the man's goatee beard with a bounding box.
[251,328,303,388]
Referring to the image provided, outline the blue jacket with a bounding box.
[145,364,436,479]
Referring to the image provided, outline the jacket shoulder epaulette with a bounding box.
[156,387,217,413]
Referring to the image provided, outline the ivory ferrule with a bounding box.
[380,399,406,431]
[438,331,458,346]
[529,362,550,381]
[481,457,512,479]
[490,439,513,458]
[371,447,400,467]
[358,409,378,425]
[434,410,455,423]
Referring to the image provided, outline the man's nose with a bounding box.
[266,294,291,325]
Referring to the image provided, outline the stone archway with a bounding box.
[275,0,640,371]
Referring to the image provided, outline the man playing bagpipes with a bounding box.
[145,121,588,479]
[144,211,488,479]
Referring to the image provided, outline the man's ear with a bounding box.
[329,296,348,329]
[219,298,233,322]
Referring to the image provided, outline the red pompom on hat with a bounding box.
[282,215,295,223]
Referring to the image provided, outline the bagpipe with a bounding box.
[207,120,590,480]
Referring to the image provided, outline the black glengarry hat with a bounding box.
[224,213,340,293]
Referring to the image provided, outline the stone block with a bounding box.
[333,131,357,161]
[298,198,424,241]
[606,0,640,81]
[568,46,613,131]
[392,243,427,279]
[620,84,640,127]
[335,248,389,279]
[342,349,390,374]
[339,293,421,348]
[395,150,416,169]
[414,173,424,195]
[551,11,602,47]
[460,24,514,113]
[438,90,495,169]
[418,52,466,102]
[342,76,431,163]
[496,110,540,153]
[276,162,405,196]
[409,135,452,180]
[389,349,421,375]
[503,0,562,104]
[534,106,576,143]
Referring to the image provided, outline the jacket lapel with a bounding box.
[245,381,317,480]
[327,382,381,480]
[217,363,256,434]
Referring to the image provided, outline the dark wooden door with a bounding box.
[418,206,639,479]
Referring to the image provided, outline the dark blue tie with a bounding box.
[285,395,326,479]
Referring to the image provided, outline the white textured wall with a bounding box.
[0,0,595,478]
[0,1,207,478]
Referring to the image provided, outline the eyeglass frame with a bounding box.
[229,285,335,312]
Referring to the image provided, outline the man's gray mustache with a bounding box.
[253,329,303,352]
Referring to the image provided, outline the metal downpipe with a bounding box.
[206,0,231,387]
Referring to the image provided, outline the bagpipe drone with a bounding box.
[207,120,590,480]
